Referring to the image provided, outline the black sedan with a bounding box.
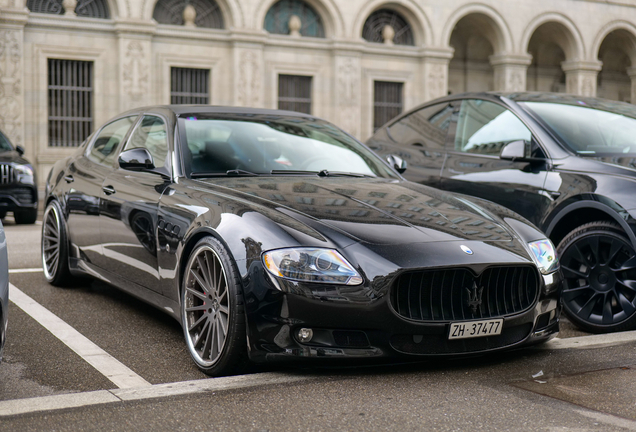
[367,92,636,333]
[43,106,561,376]
[0,130,38,224]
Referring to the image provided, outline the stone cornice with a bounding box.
[114,18,156,37]
[25,13,114,32]
[561,60,603,72]
[0,8,29,26]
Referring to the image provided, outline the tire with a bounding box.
[42,201,74,286]
[15,208,38,224]
[181,236,249,376]
[557,221,636,333]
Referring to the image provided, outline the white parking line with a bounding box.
[8,268,43,274]
[537,330,636,350]
[0,372,311,417]
[8,284,151,389]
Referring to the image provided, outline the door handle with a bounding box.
[102,185,116,195]
[64,175,74,184]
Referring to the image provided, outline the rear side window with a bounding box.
[124,115,169,169]
[454,100,531,156]
[87,116,137,166]
[387,102,453,151]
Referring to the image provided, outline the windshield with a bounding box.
[521,101,636,155]
[178,114,396,178]
[0,132,13,152]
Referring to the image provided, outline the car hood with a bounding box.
[0,150,28,164]
[559,154,636,178]
[195,177,515,245]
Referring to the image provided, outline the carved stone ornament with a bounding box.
[382,25,395,45]
[337,58,359,136]
[427,64,446,100]
[63,0,77,16]
[289,15,301,37]
[122,41,149,106]
[183,4,197,27]
[0,30,23,146]
[237,50,261,106]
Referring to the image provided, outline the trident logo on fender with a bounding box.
[466,282,484,314]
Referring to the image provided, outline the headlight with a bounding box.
[14,164,34,183]
[262,248,363,285]
[528,239,558,274]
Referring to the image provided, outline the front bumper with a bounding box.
[243,264,563,363]
[0,185,38,212]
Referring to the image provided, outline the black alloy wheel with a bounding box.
[42,201,74,286]
[181,236,248,376]
[557,221,636,333]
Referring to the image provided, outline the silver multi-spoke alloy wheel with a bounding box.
[183,244,231,367]
[42,203,62,282]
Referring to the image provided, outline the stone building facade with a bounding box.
[1,0,636,184]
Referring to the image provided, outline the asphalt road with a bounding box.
[1,217,636,431]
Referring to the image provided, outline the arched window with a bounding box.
[362,9,414,46]
[264,0,325,38]
[153,0,224,29]
[27,0,110,18]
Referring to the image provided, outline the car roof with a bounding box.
[118,105,318,119]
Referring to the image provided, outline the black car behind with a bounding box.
[0,130,38,224]
[368,92,636,333]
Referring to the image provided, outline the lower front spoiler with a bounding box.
[255,300,561,363]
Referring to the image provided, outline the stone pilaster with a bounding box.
[421,47,454,102]
[233,42,264,108]
[490,54,532,92]
[0,8,28,150]
[333,53,361,136]
[562,61,603,97]
[116,20,155,112]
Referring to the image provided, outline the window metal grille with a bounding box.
[171,68,210,104]
[27,0,110,18]
[374,81,403,131]
[265,0,324,38]
[278,75,312,114]
[153,0,224,29]
[362,9,414,46]
[48,59,93,147]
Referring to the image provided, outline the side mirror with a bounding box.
[500,140,529,161]
[15,145,25,156]
[119,148,155,171]
[386,154,407,174]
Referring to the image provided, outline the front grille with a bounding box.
[390,323,533,355]
[0,165,14,184]
[391,266,539,322]
[0,187,34,204]
[332,331,370,348]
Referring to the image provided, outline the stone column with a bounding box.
[0,8,28,152]
[115,20,156,112]
[562,61,602,97]
[333,52,361,136]
[627,68,636,104]
[490,54,532,92]
[421,47,454,102]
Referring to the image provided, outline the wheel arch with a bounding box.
[545,200,636,249]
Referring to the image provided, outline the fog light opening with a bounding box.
[297,328,313,343]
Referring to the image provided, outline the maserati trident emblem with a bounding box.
[466,282,484,314]
[460,245,473,255]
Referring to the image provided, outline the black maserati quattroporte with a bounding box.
[43,106,562,376]
[367,92,636,333]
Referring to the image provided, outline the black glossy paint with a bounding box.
[0,130,38,220]
[45,106,561,364]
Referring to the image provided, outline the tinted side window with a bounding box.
[87,116,136,166]
[124,115,168,168]
[454,100,531,156]
[387,102,452,150]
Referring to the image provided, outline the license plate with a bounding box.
[448,319,503,340]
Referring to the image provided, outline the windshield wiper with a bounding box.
[192,169,260,178]
[270,169,376,178]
